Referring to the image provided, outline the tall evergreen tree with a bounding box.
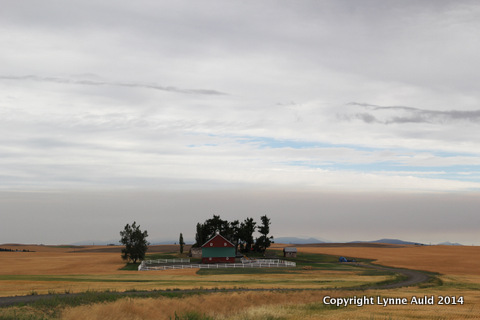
[229,220,241,254]
[179,233,185,254]
[254,215,273,254]
[239,217,256,253]
[194,222,206,248]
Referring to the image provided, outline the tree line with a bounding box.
[0,248,33,252]
[193,214,273,254]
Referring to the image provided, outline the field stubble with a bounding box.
[59,289,480,320]
[1,243,479,319]
[0,245,391,297]
[278,243,480,276]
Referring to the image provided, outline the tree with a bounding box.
[193,215,230,247]
[254,215,273,254]
[119,221,149,263]
[205,215,230,239]
[193,215,259,255]
[228,220,241,255]
[193,214,275,256]
[239,217,256,254]
[179,233,185,254]
[194,222,206,248]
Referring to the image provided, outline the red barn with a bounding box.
[201,234,236,264]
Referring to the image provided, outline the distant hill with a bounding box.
[275,237,327,244]
[438,241,463,246]
[351,238,425,245]
[70,240,119,246]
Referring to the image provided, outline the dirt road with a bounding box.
[356,263,430,289]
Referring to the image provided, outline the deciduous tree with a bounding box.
[119,221,149,263]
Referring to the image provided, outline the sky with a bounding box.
[1,0,479,245]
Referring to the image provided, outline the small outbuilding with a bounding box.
[189,247,202,258]
[283,247,297,258]
[201,233,236,264]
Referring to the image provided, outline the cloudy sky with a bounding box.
[1,1,479,245]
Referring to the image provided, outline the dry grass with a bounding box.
[0,251,125,275]
[0,244,388,296]
[0,268,383,297]
[60,291,337,320]
[60,289,480,320]
[2,243,480,319]
[277,244,480,276]
[0,244,191,276]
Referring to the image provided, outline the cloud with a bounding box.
[347,102,480,124]
[0,75,227,95]
[2,1,480,194]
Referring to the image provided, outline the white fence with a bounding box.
[138,258,190,271]
[143,258,190,264]
[240,258,284,264]
[139,259,296,271]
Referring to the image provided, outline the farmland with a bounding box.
[277,243,480,275]
[0,245,388,298]
[0,243,479,319]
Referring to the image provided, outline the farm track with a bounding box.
[352,263,430,289]
[0,263,430,308]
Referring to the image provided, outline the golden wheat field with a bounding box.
[58,289,480,320]
[271,243,480,276]
[0,244,390,297]
[1,243,479,319]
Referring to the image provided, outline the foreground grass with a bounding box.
[0,290,206,320]
[0,290,344,320]
[3,285,476,320]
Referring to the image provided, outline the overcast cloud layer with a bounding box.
[1,1,479,244]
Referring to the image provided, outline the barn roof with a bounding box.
[283,247,297,252]
[201,233,235,248]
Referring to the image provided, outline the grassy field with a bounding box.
[0,245,393,297]
[58,289,480,320]
[1,243,479,319]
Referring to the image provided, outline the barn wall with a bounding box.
[202,256,235,264]
[202,247,235,258]
[201,234,236,264]
[204,235,234,248]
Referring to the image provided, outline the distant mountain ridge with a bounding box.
[349,239,424,245]
[350,238,424,245]
[69,237,461,246]
[438,241,463,246]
